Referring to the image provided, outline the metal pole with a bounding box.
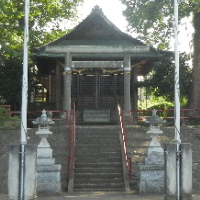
[19,144,25,200]
[19,0,29,199]
[174,0,181,200]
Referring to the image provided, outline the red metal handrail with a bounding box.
[117,103,132,180]
[129,108,200,125]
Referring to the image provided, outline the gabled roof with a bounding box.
[48,5,144,46]
[34,5,161,61]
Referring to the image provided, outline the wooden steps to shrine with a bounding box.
[74,126,125,191]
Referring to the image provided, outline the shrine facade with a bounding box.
[33,6,161,122]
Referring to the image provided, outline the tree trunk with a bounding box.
[189,12,200,112]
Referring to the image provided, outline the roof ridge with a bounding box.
[90,5,104,15]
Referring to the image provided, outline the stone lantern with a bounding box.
[32,109,61,195]
[145,109,165,164]
[33,109,55,165]
[139,109,165,194]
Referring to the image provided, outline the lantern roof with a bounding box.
[32,109,55,125]
[145,110,165,124]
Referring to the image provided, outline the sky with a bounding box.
[67,0,193,55]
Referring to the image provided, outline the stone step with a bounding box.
[75,167,123,173]
[75,147,121,153]
[76,152,120,157]
[76,143,120,148]
[76,156,122,163]
[74,183,125,191]
[75,162,122,168]
[74,177,124,184]
[74,187,125,191]
[76,134,119,139]
[74,172,123,179]
[76,138,119,144]
[74,126,125,191]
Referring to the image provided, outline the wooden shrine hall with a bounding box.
[33,6,161,122]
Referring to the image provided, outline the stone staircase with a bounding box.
[74,126,126,191]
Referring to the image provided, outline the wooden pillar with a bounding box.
[63,52,72,111]
[48,75,52,102]
[95,71,98,108]
[56,63,61,110]
[124,54,131,115]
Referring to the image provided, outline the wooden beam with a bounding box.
[45,45,150,54]
[72,61,123,68]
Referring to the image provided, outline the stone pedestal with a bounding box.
[37,165,62,195]
[139,145,164,194]
[164,143,193,200]
[8,144,37,200]
[139,164,164,193]
[36,130,62,195]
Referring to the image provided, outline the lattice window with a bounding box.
[71,73,124,96]
[71,74,78,96]
[98,75,115,96]
[115,75,124,96]
[85,23,110,35]
[78,75,96,96]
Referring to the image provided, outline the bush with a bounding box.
[146,102,174,118]
[0,106,20,130]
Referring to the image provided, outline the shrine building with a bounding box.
[33,6,161,122]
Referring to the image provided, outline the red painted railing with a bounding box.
[9,109,69,123]
[117,103,132,180]
[129,108,200,125]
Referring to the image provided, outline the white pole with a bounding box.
[174,0,181,143]
[21,0,29,144]
[174,1,181,200]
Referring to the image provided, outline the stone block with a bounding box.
[37,158,55,165]
[139,164,164,193]
[164,143,193,200]
[83,109,110,122]
[8,144,37,200]
[37,147,53,158]
[37,164,62,195]
[181,143,193,199]
[164,144,177,197]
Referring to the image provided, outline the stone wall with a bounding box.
[0,124,200,194]
[127,124,200,194]
[0,125,69,194]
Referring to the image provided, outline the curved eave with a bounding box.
[32,51,162,60]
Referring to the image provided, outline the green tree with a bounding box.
[120,0,200,109]
[0,0,83,109]
[139,52,192,102]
